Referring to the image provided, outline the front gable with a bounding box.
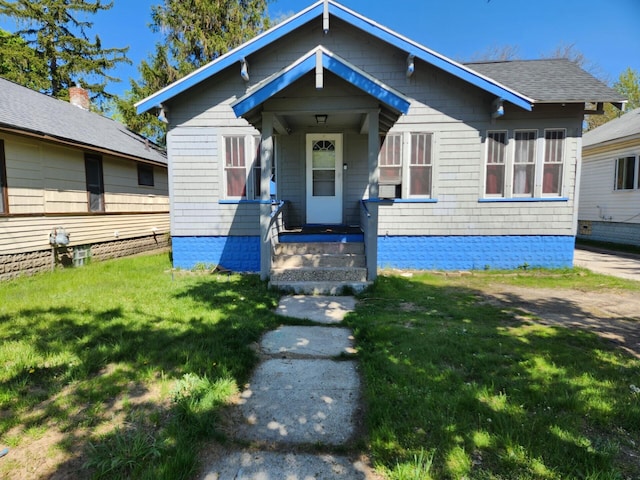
[136,0,534,116]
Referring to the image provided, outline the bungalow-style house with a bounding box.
[0,77,169,281]
[136,0,624,293]
[578,108,640,246]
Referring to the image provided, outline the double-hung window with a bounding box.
[485,131,506,196]
[85,154,104,212]
[379,132,433,199]
[223,135,265,200]
[543,129,565,195]
[484,128,566,198]
[0,140,7,214]
[615,156,638,190]
[513,131,536,196]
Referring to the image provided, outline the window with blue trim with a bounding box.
[223,135,268,201]
[484,128,566,199]
[379,132,433,199]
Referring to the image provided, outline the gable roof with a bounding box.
[0,77,166,165]
[466,59,626,106]
[582,108,640,148]
[136,0,536,115]
[232,46,411,116]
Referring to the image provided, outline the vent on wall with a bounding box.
[379,184,399,199]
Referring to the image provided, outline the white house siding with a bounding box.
[578,141,640,246]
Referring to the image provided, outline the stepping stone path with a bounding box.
[200,295,375,480]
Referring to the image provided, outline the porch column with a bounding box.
[260,112,274,281]
[366,109,379,282]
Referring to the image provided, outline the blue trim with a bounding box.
[378,235,574,270]
[323,55,411,114]
[136,4,323,114]
[232,55,316,116]
[232,49,410,117]
[172,236,260,272]
[478,197,569,203]
[279,233,364,243]
[365,198,437,203]
[137,1,533,115]
[218,199,271,205]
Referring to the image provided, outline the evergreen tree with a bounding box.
[0,29,48,90]
[0,0,130,108]
[118,0,270,143]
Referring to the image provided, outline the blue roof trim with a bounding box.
[322,55,410,114]
[232,55,316,116]
[232,48,411,117]
[137,0,534,115]
[136,2,325,114]
[328,3,532,111]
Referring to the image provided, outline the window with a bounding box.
[615,156,637,190]
[513,131,536,196]
[223,135,265,200]
[486,131,507,195]
[0,140,7,214]
[85,154,104,212]
[379,134,402,198]
[543,129,565,195]
[378,132,433,198]
[137,163,154,186]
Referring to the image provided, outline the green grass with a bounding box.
[348,271,640,479]
[0,254,280,479]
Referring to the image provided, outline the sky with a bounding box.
[1,0,639,100]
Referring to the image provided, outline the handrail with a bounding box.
[263,200,286,243]
[360,199,371,218]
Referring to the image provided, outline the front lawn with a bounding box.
[348,271,640,479]
[0,254,280,479]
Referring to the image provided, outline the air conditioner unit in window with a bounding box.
[379,184,399,199]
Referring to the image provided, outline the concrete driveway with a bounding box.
[574,246,640,281]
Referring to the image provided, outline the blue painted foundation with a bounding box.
[378,235,575,270]
[172,236,260,272]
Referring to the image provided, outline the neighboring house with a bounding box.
[578,108,640,246]
[0,77,170,281]
[136,0,623,290]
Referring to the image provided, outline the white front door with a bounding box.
[306,134,343,224]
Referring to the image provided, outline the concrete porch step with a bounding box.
[273,253,366,269]
[268,280,371,295]
[274,242,364,256]
[270,266,368,283]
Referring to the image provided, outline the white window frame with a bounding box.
[221,134,261,200]
[485,130,508,197]
[541,128,566,197]
[378,131,434,199]
[512,130,537,197]
[614,155,639,191]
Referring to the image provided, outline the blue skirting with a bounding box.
[172,236,260,272]
[378,235,575,270]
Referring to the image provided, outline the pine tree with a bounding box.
[118,0,270,143]
[0,29,48,90]
[0,0,130,108]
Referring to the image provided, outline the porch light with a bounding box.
[315,114,328,125]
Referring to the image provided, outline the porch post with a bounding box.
[366,109,379,282]
[260,113,274,281]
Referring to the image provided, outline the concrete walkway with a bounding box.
[575,246,640,282]
[201,296,375,479]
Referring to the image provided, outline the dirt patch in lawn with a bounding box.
[477,284,640,358]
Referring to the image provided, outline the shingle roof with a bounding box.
[0,77,166,165]
[465,59,626,105]
[582,107,640,148]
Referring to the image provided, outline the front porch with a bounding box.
[264,203,373,294]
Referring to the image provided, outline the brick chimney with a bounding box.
[69,85,90,110]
